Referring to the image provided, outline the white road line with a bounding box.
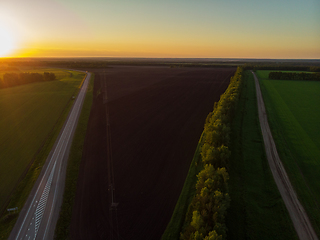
[15,145,61,239]
[15,117,74,239]
[43,107,80,239]
[13,72,91,240]
[43,72,91,239]
[34,162,56,237]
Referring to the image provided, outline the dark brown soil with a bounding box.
[70,66,235,240]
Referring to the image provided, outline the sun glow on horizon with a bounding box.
[0,25,15,57]
[1,0,319,59]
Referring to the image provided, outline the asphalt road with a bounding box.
[9,72,91,240]
[252,71,318,240]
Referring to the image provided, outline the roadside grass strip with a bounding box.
[0,69,85,239]
[226,70,297,240]
[259,75,320,236]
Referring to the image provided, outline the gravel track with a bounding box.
[252,71,318,240]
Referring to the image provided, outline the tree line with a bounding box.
[0,72,56,89]
[243,64,320,72]
[268,71,320,81]
[180,67,243,240]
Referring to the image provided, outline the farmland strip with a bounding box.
[252,71,318,240]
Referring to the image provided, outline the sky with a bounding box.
[0,0,319,58]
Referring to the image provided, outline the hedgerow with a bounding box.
[180,67,243,240]
[268,71,320,81]
[0,72,56,89]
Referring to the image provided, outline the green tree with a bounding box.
[204,230,222,240]
[191,211,204,230]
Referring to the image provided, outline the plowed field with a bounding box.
[70,66,235,240]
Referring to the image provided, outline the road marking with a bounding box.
[15,150,60,239]
[43,73,91,239]
[34,161,56,238]
[13,73,91,240]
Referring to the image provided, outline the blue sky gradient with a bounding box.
[0,0,319,58]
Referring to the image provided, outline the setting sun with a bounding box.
[0,26,14,57]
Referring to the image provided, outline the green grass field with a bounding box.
[258,70,320,236]
[226,71,297,240]
[0,68,85,216]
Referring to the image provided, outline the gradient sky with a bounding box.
[0,0,319,58]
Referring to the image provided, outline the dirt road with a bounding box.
[252,71,318,240]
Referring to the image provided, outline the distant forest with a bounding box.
[268,71,320,81]
[1,58,320,70]
[0,72,56,89]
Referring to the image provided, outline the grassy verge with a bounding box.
[226,70,298,240]
[54,74,94,239]
[259,74,320,236]
[161,135,204,240]
[0,70,85,240]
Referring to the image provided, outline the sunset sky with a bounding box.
[0,0,319,58]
